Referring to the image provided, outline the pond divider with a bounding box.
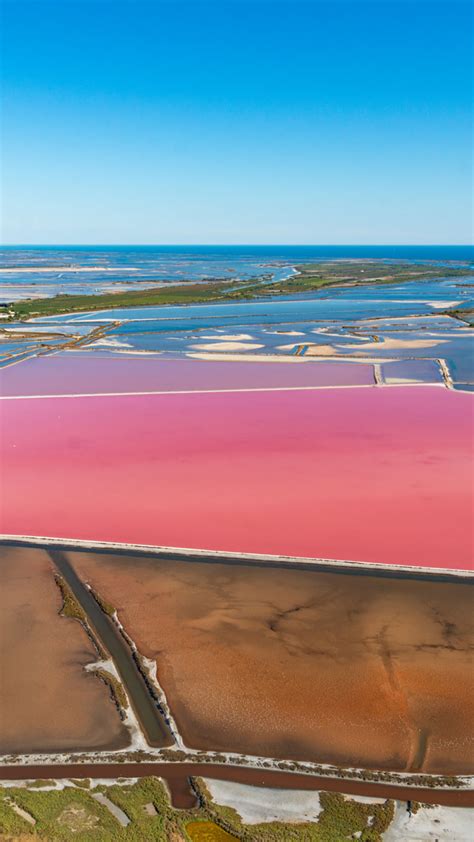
[48,550,174,749]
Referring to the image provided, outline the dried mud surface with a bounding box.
[69,551,474,775]
[0,547,129,753]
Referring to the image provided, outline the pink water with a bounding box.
[0,354,374,395]
[1,386,472,570]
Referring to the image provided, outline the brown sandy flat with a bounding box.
[69,551,474,775]
[0,547,128,753]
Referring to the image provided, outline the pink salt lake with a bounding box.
[0,354,374,395]
[0,357,472,570]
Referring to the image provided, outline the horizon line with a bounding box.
[1,243,473,248]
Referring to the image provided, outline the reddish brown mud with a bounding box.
[0,547,129,753]
[68,550,474,775]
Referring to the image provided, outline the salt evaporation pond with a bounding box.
[1,375,471,571]
[24,275,472,388]
[0,354,375,396]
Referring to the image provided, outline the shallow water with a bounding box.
[22,272,472,388]
[0,353,375,396]
[0,246,300,301]
[1,383,471,570]
[37,293,450,327]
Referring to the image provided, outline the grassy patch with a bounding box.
[251,262,472,298]
[0,786,115,840]
[91,668,128,711]
[0,793,34,837]
[0,778,401,841]
[89,587,116,617]
[27,780,56,788]
[57,802,100,834]
[444,307,474,325]
[194,779,396,842]
[54,573,107,659]
[3,281,237,321]
[317,792,395,842]
[0,779,189,841]
[54,574,88,623]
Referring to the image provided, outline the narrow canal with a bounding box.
[48,550,174,749]
[1,763,473,810]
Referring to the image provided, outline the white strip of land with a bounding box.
[0,382,448,400]
[0,534,471,578]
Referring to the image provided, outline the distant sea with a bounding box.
[1,244,473,261]
[1,245,472,301]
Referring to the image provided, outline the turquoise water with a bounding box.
[1,245,472,301]
[2,248,472,388]
[2,244,474,264]
[35,275,473,331]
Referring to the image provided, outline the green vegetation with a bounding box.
[3,280,236,321]
[409,801,435,814]
[193,779,395,842]
[54,574,107,660]
[27,780,56,788]
[90,587,116,617]
[0,776,399,842]
[0,778,189,841]
[0,785,116,840]
[444,307,474,326]
[317,792,394,842]
[91,668,128,711]
[54,574,88,624]
[235,261,472,299]
[3,260,471,322]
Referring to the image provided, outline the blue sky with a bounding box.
[1,0,472,244]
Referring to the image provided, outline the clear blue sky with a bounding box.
[1,0,472,244]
